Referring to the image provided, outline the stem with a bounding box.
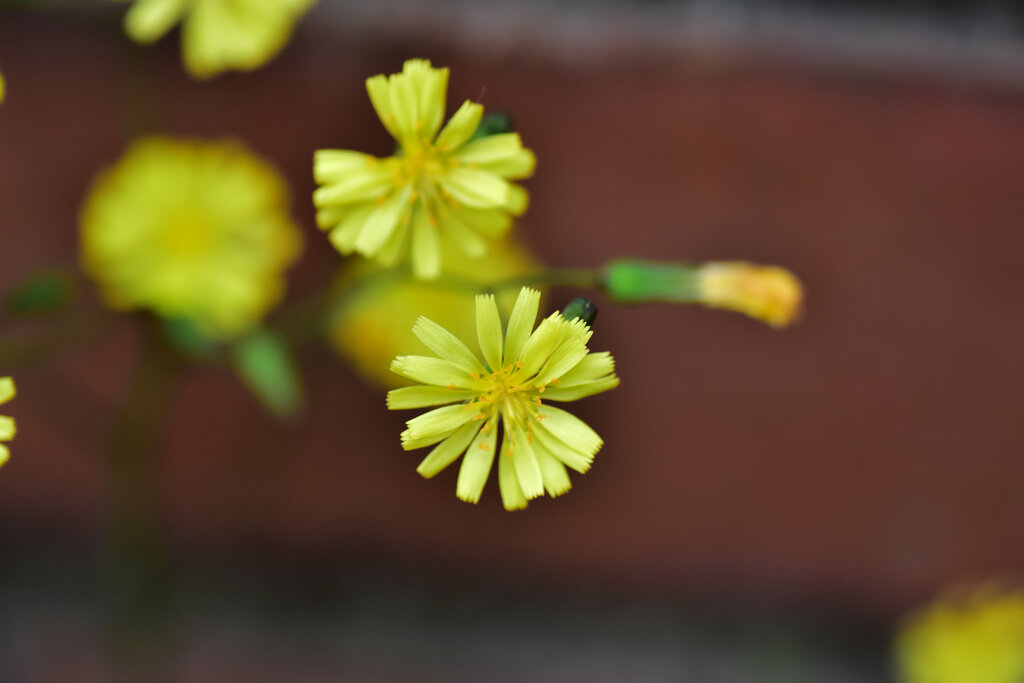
[103,322,179,683]
[482,267,603,294]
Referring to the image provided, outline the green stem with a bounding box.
[103,322,179,683]
[481,267,603,294]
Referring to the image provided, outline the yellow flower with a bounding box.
[388,287,618,510]
[121,0,316,79]
[895,587,1024,683]
[81,137,302,339]
[0,378,15,468]
[0,70,6,104]
[329,235,541,389]
[314,59,536,279]
[699,262,802,327]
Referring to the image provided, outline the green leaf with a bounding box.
[231,329,303,419]
[5,269,74,316]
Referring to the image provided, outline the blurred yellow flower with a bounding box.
[388,287,618,510]
[699,261,803,328]
[0,70,6,103]
[0,378,15,468]
[121,0,316,79]
[895,587,1024,683]
[81,137,302,339]
[314,59,535,278]
[329,235,539,389]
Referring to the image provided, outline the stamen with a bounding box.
[477,442,490,451]
[533,396,542,405]
[516,360,524,369]
[471,412,486,422]
[446,383,455,391]
[471,372,480,380]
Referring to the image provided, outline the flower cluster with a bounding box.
[121,0,316,79]
[388,287,618,509]
[80,137,302,339]
[314,59,535,279]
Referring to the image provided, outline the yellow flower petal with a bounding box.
[387,385,479,410]
[558,351,616,386]
[456,418,497,503]
[366,74,400,140]
[502,287,541,364]
[509,423,543,499]
[541,376,621,402]
[475,293,503,372]
[353,186,411,256]
[401,404,477,450]
[498,440,528,511]
[0,377,15,405]
[537,405,603,458]
[390,355,485,390]
[0,417,14,441]
[412,316,485,374]
[439,168,510,209]
[388,70,420,144]
[124,0,186,43]
[410,208,441,279]
[532,421,592,474]
[534,443,572,497]
[417,420,481,479]
[434,101,484,152]
[328,204,376,253]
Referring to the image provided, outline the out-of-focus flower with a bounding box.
[120,0,316,79]
[81,137,302,339]
[313,59,535,278]
[895,586,1024,683]
[329,235,539,389]
[0,70,6,104]
[603,259,803,327]
[0,378,15,468]
[388,287,618,510]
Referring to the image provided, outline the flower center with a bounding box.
[161,212,212,259]
[467,363,553,454]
